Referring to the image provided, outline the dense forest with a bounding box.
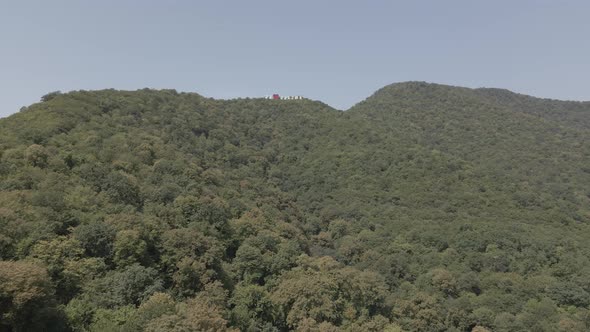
[1,82,590,331]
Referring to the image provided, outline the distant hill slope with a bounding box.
[1,84,590,332]
[336,82,590,222]
[475,87,590,131]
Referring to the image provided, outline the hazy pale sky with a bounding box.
[1,1,589,117]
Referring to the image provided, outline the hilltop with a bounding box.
[1,83,590,331]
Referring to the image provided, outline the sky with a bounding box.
[1,1,589,117]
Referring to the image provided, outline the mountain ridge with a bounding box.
[4,81,589,120]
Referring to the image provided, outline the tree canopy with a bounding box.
[1,82,590,331]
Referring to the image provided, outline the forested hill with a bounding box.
[1,83,590,332]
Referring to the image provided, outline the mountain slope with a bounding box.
[346,82,589,221]
[474,87,590,131]
[1,84,590,331]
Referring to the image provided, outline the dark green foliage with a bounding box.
[84,264,164,307]
[73,221,116,258]
[103,171,142,207]
[546,281,590,307]
[41,91,62,102]
[0,83,589,330]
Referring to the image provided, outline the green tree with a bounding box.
[73,221,116,258]
[113,229,149,267]
[25,144,49,168]
[145,297,238,332]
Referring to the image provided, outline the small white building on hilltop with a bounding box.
[263,94,305,100]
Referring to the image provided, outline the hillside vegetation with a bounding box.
[1,82,589,331]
